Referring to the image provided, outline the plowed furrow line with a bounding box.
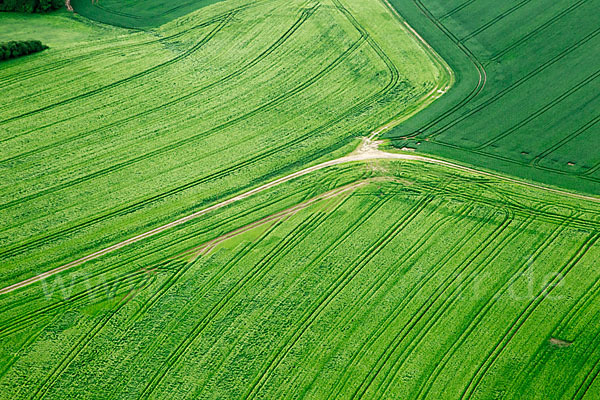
[460,0,534,42]
[415,216,569,399]
[135,211,326,399]
[348,209,514,399]
[439,0,478,20]
[460,232,600,400]
[243,194,436,399]
[489,0,589,61]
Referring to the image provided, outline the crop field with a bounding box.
[69,0,226,28]
[1,160,600,399]
[0,0,442,287]
[2,0,599,399]
[385,0,600,195]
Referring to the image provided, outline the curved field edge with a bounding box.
[0,159,599,399]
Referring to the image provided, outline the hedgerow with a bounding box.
[0,40,48,61]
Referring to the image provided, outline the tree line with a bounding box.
[0,0,63,13]
[0,40,48,61]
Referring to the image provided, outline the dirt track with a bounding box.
[1,138,597,296]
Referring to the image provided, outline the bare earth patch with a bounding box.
[549,337,573,348]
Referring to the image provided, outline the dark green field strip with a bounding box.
[487,0,590,62]
[392,0,595,142]
[466,0,592,61]
[535,115,600,175]
[384,0,599,193]
[429,27,600,142]
[70,0,226,29]
[486,81,600,165]
[473,69,600,150]
[534,112,600,169]
[392,0,486,139]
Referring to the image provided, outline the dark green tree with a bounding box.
[0,40,48,61]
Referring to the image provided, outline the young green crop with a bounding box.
[1,160,599,399]
[385,0,600,196]
[2,0,599,398]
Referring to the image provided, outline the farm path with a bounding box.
[1,136,598,296]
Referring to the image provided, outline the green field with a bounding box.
[0,0,441,287]
[69,0,226,28]
[1,0,599,399]
[385,0,600,195]
[1,161,600,399]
